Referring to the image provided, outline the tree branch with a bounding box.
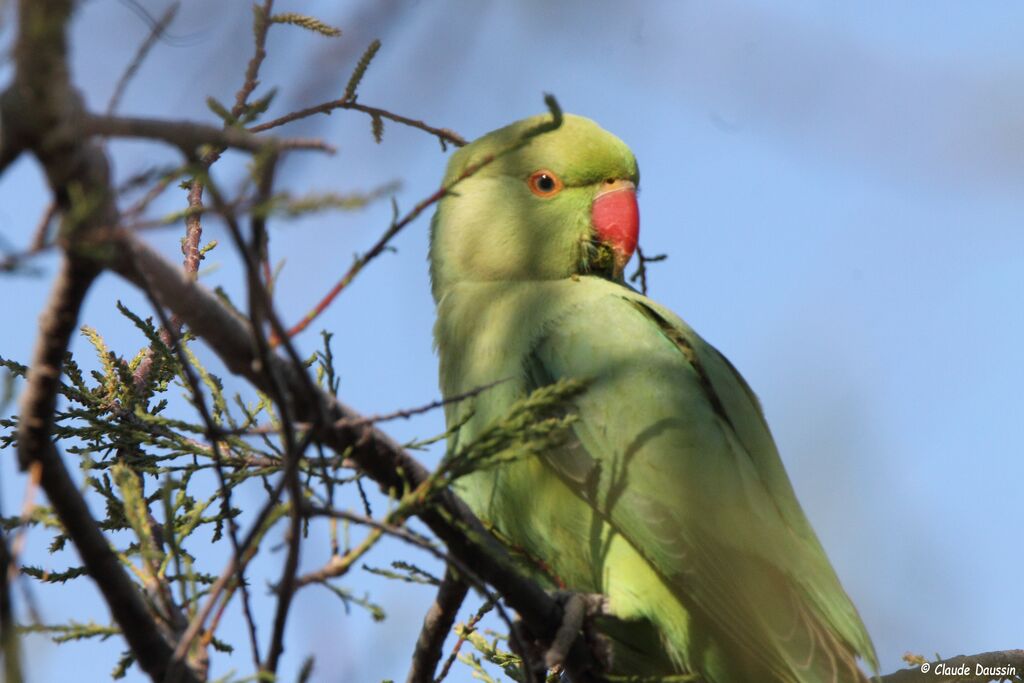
[84,113,334,154]
[249,98,466,149]
[107,228,604,682]
[105,2,180,116]
[17,263,198,683]
[406,566,468,683]
[3,2,203,681]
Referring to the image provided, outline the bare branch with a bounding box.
[250,98,466,148]
[106,2,180,115]
[14,262,98,469]
[30,202,57,253]
[231,151,312,677]
[544,594,586,670]
[627,244,667,297]
[406,566,468,683]
[84,113,334,154]
[436,598,497,683]
[19,261,198,683]
[171,475,288,667]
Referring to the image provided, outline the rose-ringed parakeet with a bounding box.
[429,113,878,682]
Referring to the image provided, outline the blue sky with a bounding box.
[2,1,1022,681]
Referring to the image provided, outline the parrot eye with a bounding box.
[528,169,564,197]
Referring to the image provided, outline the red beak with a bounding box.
[591,180,639,271]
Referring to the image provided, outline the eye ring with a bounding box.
[528,169,564,197]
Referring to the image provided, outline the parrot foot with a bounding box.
[544,592,615,676]
[511,592,615,681]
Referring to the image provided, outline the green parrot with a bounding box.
[429,113,878,682]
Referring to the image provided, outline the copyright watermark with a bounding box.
[920,661,1017,677]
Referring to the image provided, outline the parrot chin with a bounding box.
[591,179,639,276]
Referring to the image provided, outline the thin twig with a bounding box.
[84,113,334,154]
[293,527,383,588]
[132,169,205,391]
[233,0,275,116]
[170,477,287,666]
[106,2,180,115]
[406,566,468,683]
[3,0,203,677]
[250,98,466,148]
[30,202,57,253]
[880,650,1024,683]
[627,244,667,296]
[304,505,537,677]
[306,509,441,561]
[335,379,508,429]
[230,150,311,677]
[134,257,265,671]
[435,598,497,683]
[181,179,205,277]
[214,379,506,438]
[275,96,562,342]
[199,155,321,677]
[122,169,181,218]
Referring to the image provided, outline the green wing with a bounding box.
[524,283,878,682]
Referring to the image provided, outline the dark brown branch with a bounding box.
[336,379,507,430]
[293,527,383,588]
[231,151,308,678]
[406,566,468,683]
[276,95,561,342]
[436,599,496,683]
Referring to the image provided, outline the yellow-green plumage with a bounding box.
[430,114,877,682]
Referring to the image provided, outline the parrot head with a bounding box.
[429,114,640,300]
